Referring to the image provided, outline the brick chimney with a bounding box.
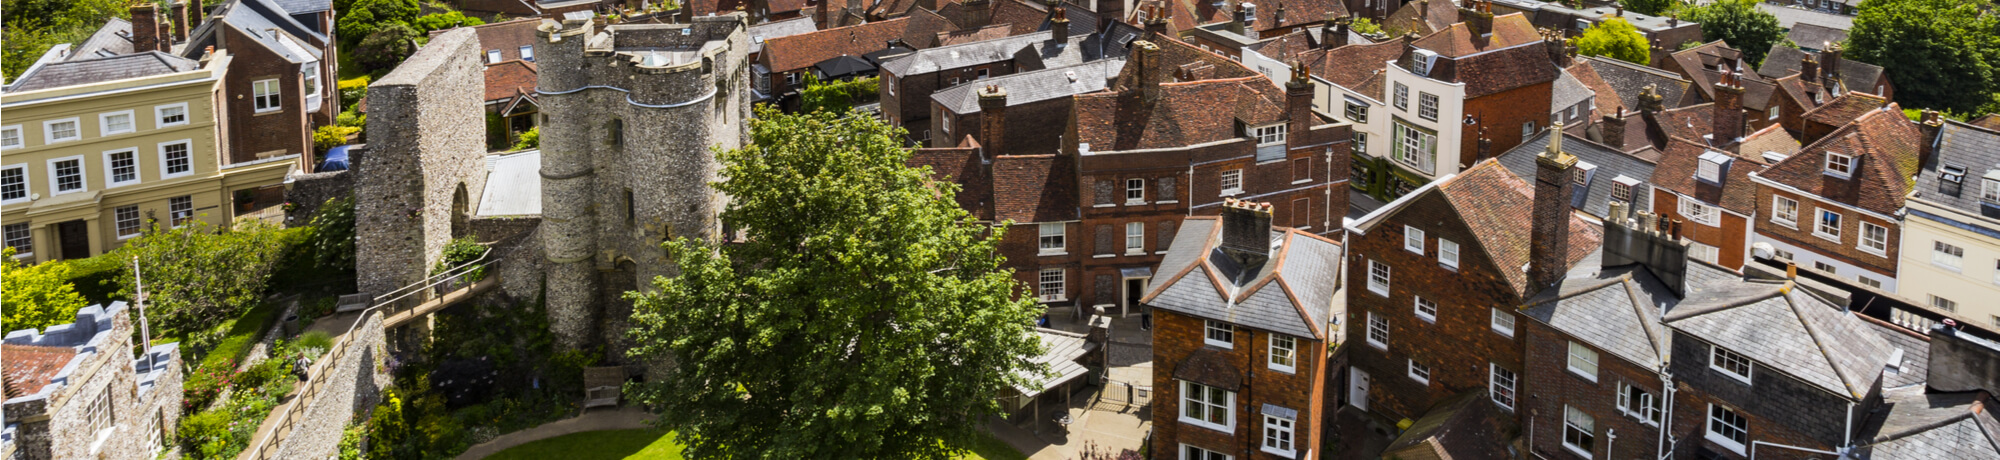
[1637,83,1663,115]
[1220,198,1274,268]
[1134,40,1161,102]
[815,0,829,29]
[1713,69,1745,150]
[1286,61,1314,150]
[1530,121,1579,291]
[965,0,993,28]
[190,0,205,30]
[1601,107,1628,148]
[171,1,189,42]
[1228,2,1249,36]
[1800,52,1820,85]
[1919,109,1945,166]
[132,3,163,53]
[1543,29,1571,67]
[978,85,1009,157]
[1463,0,1494,38]
[1322,14,1349,49]
[1601,201,1691,297]
[1143,4,1170,37]
[1050,6,1070,39]
[1822,42,1844,87]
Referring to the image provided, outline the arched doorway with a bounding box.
[451,182,470,239]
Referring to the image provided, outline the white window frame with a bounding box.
[1038,222,1065,255]
[155,103,189,128]
[1772,195,1799,228]
[1038,268,1065,302]
[1261,413,1296,457]
[103,148,140,188]
[1489,363,1517,410]
[3,222,32,257]
[1252,123,1288,145]
[1204,320,1234,348]
[1706,404,1749,455]
[1366,312,1388,350]
[1491,308,1515,337]
[1126,178,1146,204]
[1612,181,1632,202]
[1618,382,1663,426]
[1680,198,1719,226]
[1182,444,1232,460]
[1709,346,1753,384]
[47,155,87,195]
[252,79,282,113]
[1563,405,1596,458]
[1179,380,1235,432]
[1984,179,2000,204]
[1,164,29,204]
[1392,121,1438,174]
[1268,334,1296,373]
[1815,208,1842,242]
[1931,295,1958,313]
[1393,82,1409,110]
[1567,341,1599,382]
[98,110,135,136]
[1407,359,1431,385]
[1403,225,1425,254]
[302,62,321,98]
[1689,242,1720,264]
[1417,92,1438,121]
[0,125,21,150]
[1439,238,1460,269]
[1824,151,1854,178]
[1768,104,1780,120]
[158,140,193,179]
[1934,241,1964,271]
[115,205,142,239]
[1522,121,1537,138]
[1220,169,1243,195]
[487,49,503,63]
[519,45,535,61]
[1414,297,1437,323]
[44,117,82,144]
[1126,222,1145,255]
[1858,221,1888,256]
[168,195,194,226]
[1367,260,1390,296]
[1698,156,1722,182]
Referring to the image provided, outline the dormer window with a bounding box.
[1252,123,1287,145]
[1411,49,1438,76]
[1982,177,2000,204]
[1824,152,1854,178]
[1698,151,1731,183]
[1941,164,1966,196]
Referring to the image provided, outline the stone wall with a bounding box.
[269,312,391,459]
[1,304,181,460]
[284,168,354,222]
[470,215,541,245]
[355,28,490,297]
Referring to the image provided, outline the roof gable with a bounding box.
[762,17,913,71]
[1435,159,1603,296]
[1665,282,1892,399]
[1141,216,1343,339]
[1757,105,1921,215]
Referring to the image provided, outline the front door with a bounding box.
[1348,368,1370,411]
[56,220,89,260]
[1123,278,1147,317]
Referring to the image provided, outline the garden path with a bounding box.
[453,406,656,460]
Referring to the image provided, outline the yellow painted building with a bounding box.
[2,49,292,263]
[1898,120,2000,324]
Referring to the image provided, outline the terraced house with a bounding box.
[1,49,291,263]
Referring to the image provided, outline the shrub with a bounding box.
[355,22,420,71]
[1,247,88,333]
[297,330,336,352]
[433,236,486,281]
[178,410,233,456]
[311,197,358,274]
[338,76,371,110]
[59,252,125,305]
[512,126,540,151]
[315,125,361,155]
[111,220,291,345]
[411,11,484,34]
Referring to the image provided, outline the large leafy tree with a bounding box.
[1682,0,1784,67]
[624,107,1043,459]
[1,0,130,80]
[1573,18,1652,65]
[113,219,289,347]
[1620,0,1676,16]
[1847,0,2000,114]
[1,247,88,333]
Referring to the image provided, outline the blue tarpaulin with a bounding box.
[320,145,352,171]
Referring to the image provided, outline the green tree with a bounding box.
[310,196,358,273]
[2,0,132,80]
[354,22,421,72]
[1350,18,1383,36]
[798,74,882,114]
[1681,0,1784,66]
[410,11,485,35]
[336,0,419,50]
[1573,17,1652,64]
[1847,0,2000,114]
[113,219,289,346]
[512,126,540,150]
[624,107,1043,459]
[1619,0,1675,15]
[1,247,89,333]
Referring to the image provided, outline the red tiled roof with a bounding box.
[936,24,1014,46]
[991,154,1077,222]
[1076,39,1276,152]
[2,344,77,399]
[1651,136,1762,214]
[1409,12,1540,58]
[1245,0,1347,32]
[1756,105,1922,216]
[484,60,538,103]
[900,7,963,48]
[1668,40,1745,100]
[770,0,808,13]
[908,141,993,220]
[1739,123,1801,158]
[1248,29,1319,62]
[1451,42,1559,98]
[1384,0,1457,36]
[1971,114,2000,131]
[1300,37,1406,91]
[1803,92,1888,128]
[1436,159,1602,296]
[1566,60,1619,120]
[762,17,913,71]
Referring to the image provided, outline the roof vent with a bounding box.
[1943,164,1966,184]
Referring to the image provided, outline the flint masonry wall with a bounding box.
[535,14,751,352]
[269,312,391,459]
[355,28,490,297]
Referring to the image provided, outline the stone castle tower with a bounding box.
[534,14,752,350]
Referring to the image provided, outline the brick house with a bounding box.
[180,0,339,169]
[879,8,1116,145]
[1069,38,1350,313]
[926,59,1121,156]
[1,303,183,460]
[1639,70,1801,270]
[1340,153,1600,422]
[1144,201,1345,460]
[1757,44,1893,107]
[1658,42,1797,132]
[1499,129,1658,222]
[1748,104,1922,292]
[755,14,955,103]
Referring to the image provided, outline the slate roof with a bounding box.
[1499,130,1657,220]
[1756,104,1921,216]
[1859,316,1929,389]
[272,0,333,14]
[182,0,328,65]
[990,154,1076,222]
[8,51,202,92]
[748,17,820,55]
[1854,388,2000,459]
[761,17,914,71]
[1576,56,1697,112]
[1409,12,1542,58]
[880,27,1121,76]
[1521,250,1741,370]
[1381,391,1511,460]
[936,24,1016,46]
[1664,278,1893,399]
[987,0,1101,37]
[1016,329,1093,396]
[72,18,135,61]
[932,58,1122,114]
[1650,136,1764,214]
[1973,114,2000,132]
[1758,3,1853,31]
[1785,24,1848,52]
[1910,120,2000,214]
[1551,68,1592,114]
[1140,215,1344,340]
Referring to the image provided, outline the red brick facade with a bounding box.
[1151,303,1329,459]
[216,25,334,171]
[1521,320,1668,460]
[1650,190,1752,270]
[1753,187,1900,280]
[1462,80,1554,168]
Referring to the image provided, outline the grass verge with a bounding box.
[485,429,684,460]
[958,430,1028,460]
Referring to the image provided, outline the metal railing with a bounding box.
[242,248,496,460]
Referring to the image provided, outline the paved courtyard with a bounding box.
[989,310,1154,459]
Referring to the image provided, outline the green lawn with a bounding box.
[486,430,685,460]
[957,430,1028,460]
[197,300,283,368]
